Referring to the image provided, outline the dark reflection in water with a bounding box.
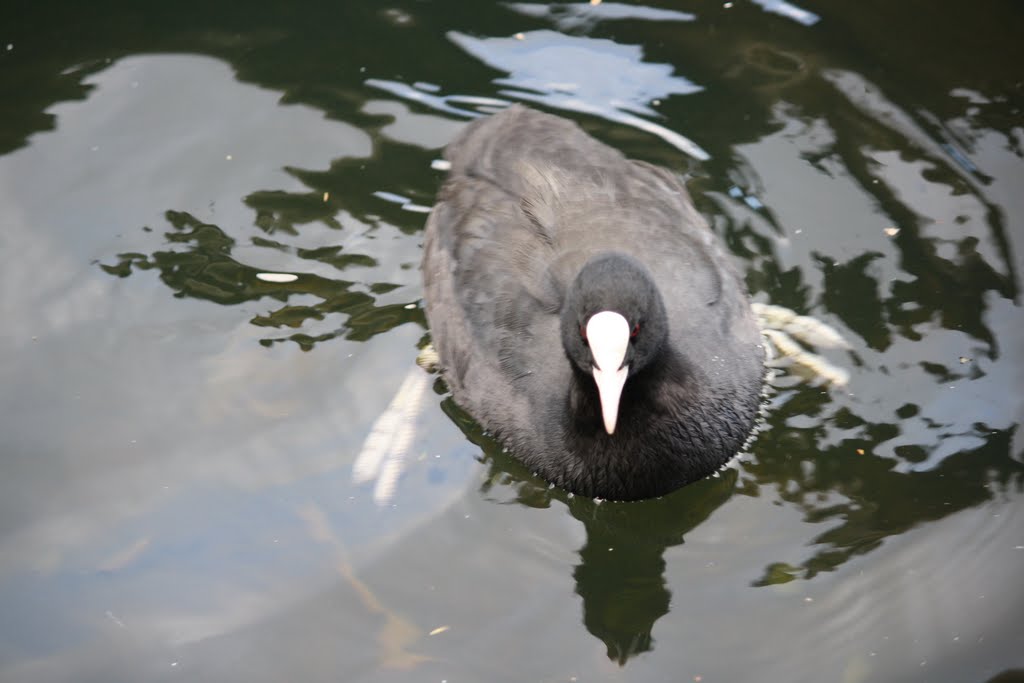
[102,210,424,349]
[448,398,738,663]
[569,480,736,664]
[987,670,1024,683]
[747,416,1022,582]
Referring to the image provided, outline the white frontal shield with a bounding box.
[586,311,630,434]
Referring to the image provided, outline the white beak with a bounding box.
[586,311,630,434]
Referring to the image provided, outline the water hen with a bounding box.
[423,106,764,501]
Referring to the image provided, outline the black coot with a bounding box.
[423,106,764,501]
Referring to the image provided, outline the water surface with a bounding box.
[1,1,1022,681]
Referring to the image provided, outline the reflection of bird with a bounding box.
[421,105,765,501]
[568,470,738,664]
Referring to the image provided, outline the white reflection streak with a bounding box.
[352,366,430,504]
[366,79,711,161]
[365,79,505,118]
[505,1,696,30]
[505,91,711,161]
[371,189,436,214]
[749,0,820,26]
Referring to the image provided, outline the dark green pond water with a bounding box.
[2,1,1023,681]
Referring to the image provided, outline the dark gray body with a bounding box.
[423,106,764,500]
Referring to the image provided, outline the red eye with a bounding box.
[580,324,588,341]
[631,323,640,338]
